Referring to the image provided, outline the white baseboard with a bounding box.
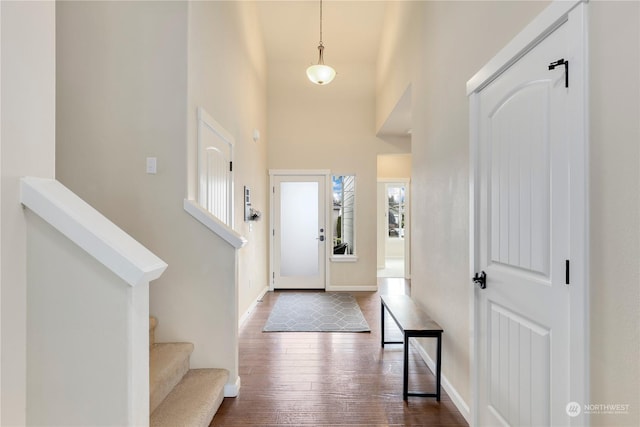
[239,286,269,327]
[326,285,378,292]
[224,375,241,397]
[412,340,471,424]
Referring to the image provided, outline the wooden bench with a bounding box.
[380,294,443,401]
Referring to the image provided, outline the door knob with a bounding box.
[472,271,487,289]
[318,235,325,242]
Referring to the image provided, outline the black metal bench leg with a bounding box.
[381,301,385,348]
[436,333,442,401]
[403,334,409,400]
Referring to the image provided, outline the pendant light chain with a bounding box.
[319,0,323,45]
[318,0,325,64]
[306,0,336,85]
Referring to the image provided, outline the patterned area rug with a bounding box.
[263,292,371,332]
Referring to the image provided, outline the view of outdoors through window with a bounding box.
[388,185,405,238]
[332,175,355,255]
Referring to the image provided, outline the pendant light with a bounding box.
[306,0,336,85]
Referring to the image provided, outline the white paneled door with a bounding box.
[197,107,234,227]
[470,2,588,426]
[271,173,327,289]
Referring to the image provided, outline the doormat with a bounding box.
[263,292,371,332]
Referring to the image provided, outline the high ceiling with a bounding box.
[256,1,387,65]
[256,1,411,137]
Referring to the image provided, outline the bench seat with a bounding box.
[380,294,443,401]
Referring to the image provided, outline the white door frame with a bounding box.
[377,178,411,279]
[269,169,331,291]
[468,1,588,425]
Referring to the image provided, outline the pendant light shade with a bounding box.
[306,45,336,85]
[307,64,336,85]
[307,0,336,85]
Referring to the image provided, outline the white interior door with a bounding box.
[272,174,327,289]
[197,107,234,227]
[470,2,588,426]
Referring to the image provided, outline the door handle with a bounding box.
[472,271,487,289]
[318,235,325,242]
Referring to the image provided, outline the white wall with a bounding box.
[186,0,269,323]
[589,1,640,425]
[377,1,640,425]
[377,154,411,180]
[268,60,410,289]
[0,1,56,424]
[26,212,148,426]
[377,0,550,417]
[56,1,268,390]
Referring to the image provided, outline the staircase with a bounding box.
[149,317,229,427]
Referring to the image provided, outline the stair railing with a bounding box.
[21,177,167,426]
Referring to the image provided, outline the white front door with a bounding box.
[469,2,588,426]
[271,173,327,289]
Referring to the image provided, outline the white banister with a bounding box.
[183,199,247,249]
[20,177,168,285]
[21,176,167,426]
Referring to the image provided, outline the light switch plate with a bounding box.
[146,157,157,174]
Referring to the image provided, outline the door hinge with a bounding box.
[565,260,570,285]
[548,58,569,88]
[272,271,275,284]
[229,161,233,172]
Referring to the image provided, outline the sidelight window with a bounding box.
[332,175,356,257]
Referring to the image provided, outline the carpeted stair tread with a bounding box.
[149,316,158,348]
[150,368,229,427]
[150,342,194,414]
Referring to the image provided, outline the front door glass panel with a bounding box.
[280,181,319,277]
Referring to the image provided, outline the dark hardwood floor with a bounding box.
[210,278,468,426]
